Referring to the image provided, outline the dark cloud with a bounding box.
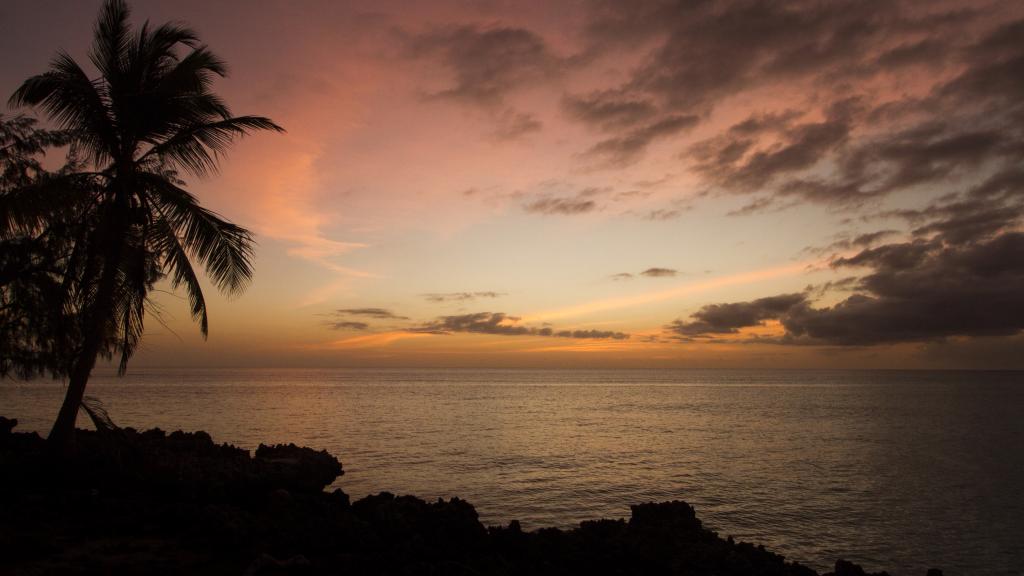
[407,24,560,140]
[969,168,1024,201]
[669,192,1024,345]
[874,38,949,70]
[804,229,901,257]
[703,114,1021,209]
[643,208,683,221]
[590,0,973,106]
[409,25,559,106]
[491,109,542,140]
[690,102,861,198]
[562,91,658,130]
[727,110,803,137]
[323,308,409,331]
[417,312,533,336]
[574,1,941,124]
[413,312,629,340]
[328,321,370,331]
[551,329,630,340]
[612,268,680,280]
[566,1,1024,219]
[584,114,699,166]
[669,294,807,337]
[422,292,506,303]
[523,196,597,215]
[333,308,410,320]
[851,230,899,247]
[640,267,677,278]
[937,19,1024,109]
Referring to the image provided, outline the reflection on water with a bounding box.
[2,368,1022,575]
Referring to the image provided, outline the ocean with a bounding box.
[2,368,1021,575]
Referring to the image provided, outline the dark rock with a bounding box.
[254,443,343,493]
[833,559,867,576]
[829,559,891,576]
[0,416,16,435]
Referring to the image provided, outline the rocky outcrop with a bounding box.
[255,443,344,493]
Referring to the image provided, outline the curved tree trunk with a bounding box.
[47,194,127,450]
[46,307,112,448]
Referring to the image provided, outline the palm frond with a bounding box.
[140,115,283,176]
[140,172,255,295]
[151,47,229,112]
[148,207,209,336]
[80,395,119,433]
[9,52,118,167]
[89,0,131,87]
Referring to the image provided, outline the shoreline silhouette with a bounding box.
[0,417,942,576]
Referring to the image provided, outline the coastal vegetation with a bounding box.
[1,0,281,447]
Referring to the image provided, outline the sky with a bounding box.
[2,0,1023,369]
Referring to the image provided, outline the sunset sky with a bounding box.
[3,0,1023,369]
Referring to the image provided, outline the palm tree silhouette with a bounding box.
[8,0,283,447]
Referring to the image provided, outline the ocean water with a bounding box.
[2,368,1022,575]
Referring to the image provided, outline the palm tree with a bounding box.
[7,0,283,448]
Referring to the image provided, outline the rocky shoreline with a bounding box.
[0,417,940,575]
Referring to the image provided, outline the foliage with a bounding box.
[0,115,83,379]
[3,0,281,441]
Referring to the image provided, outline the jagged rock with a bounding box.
[0,416,16,435]
[829,559,891,576]
[254,443,343,493]
[243,552,310,575]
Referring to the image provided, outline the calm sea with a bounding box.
[2,368,1022,575]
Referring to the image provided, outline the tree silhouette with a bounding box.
[1,115,80,380]
[6,0,283,448]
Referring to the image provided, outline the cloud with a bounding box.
[640,267,677,278]
[610,268,678,281]
[562,91,658,130]
[323,308,411,331]
[422,292,506,303]
[413,312,629,340]
[523,196,597,215]
[669,190,1024,345]
[688,101,862,201]
[405,23,563,140]
[643,208,683,221]
[581,1,975,111]
[548,329,630,340]
[803,229,900,256]
[490,109,543,140]
[583,114,699,166]
[409,25,560,106]
[563,0,1024,223]
[328,321,370,331]
[333,308,410,320]
[668,293,807,338]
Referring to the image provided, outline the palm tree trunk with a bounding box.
[46,305,112,447]
[47,197,126,450]
[46,270,120,448]
[47,351,94,448]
